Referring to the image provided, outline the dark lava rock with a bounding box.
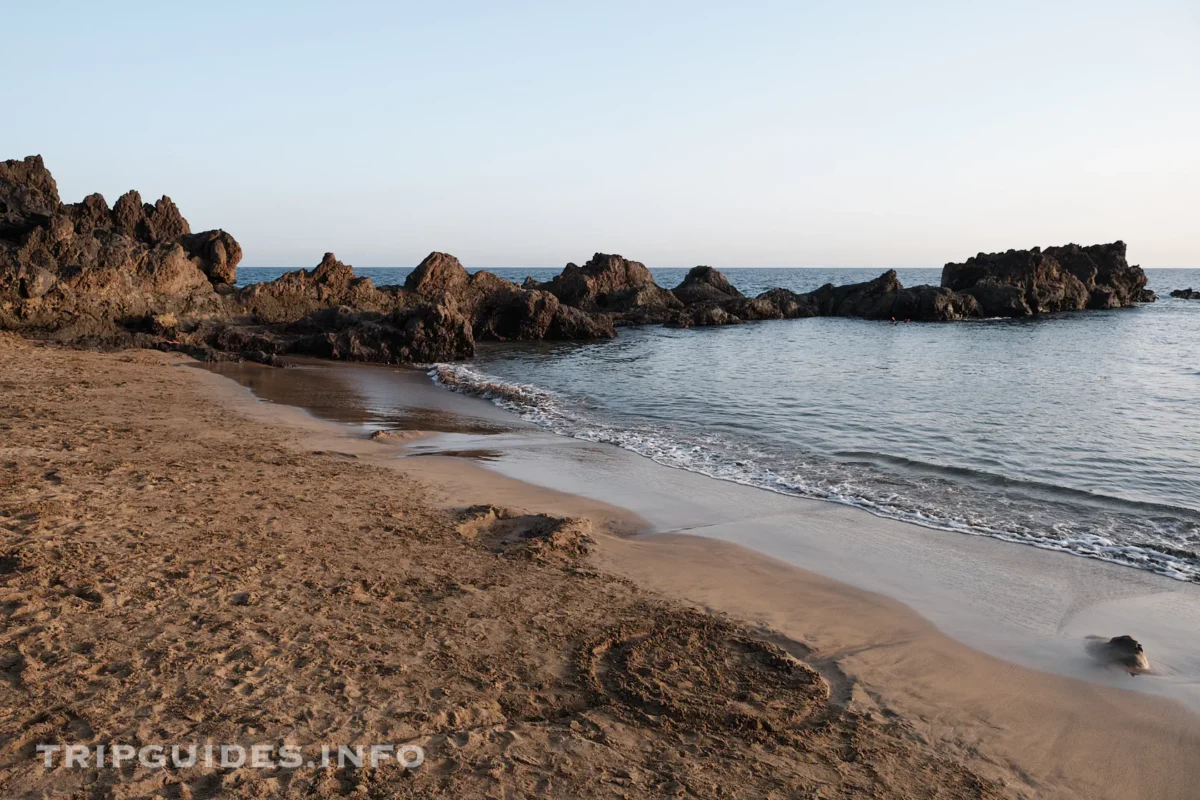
[1170,288,1200,300]
[1085,634,1150,675]
[219,251,615,363]
[1045,242,1150,309]
[182,229,242,285]
[291,304,475,364]
[474,285,615,342]
[405,251,471,300]
[808,270,980,321]
[0,155,1161,369]
[0,154,242,339]
[672,266,744,305]
[668,304,741,328]
[538,253,683,321]
[402,251,616,342]
[0,155,60,237]
[755,288,818,320]
[238,252,392,324]
[942,242,1149,317]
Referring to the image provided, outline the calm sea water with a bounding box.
[238,265,1200,582]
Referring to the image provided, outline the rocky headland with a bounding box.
[1,156,1155,366]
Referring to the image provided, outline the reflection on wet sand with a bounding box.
[405,449,504,462]
[195,359,516,435]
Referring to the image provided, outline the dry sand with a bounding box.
[1,335,1197,798]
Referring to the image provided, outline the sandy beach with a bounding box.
[6,3,1198,796]
[0,335,1195,799]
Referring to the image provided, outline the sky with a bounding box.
[5,1,1198,269]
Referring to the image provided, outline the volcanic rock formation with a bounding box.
[941,242,1150,317]
[0,155,1157,366]
[530,253,683,324]
[0,155,237,341]
[671,265,745,305]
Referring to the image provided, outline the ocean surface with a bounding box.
[237,265,1200,583]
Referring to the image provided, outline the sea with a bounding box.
[236,265,1200,583]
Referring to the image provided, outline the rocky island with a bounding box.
[1,155,1155,365]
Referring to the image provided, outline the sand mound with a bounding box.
[456,505,594,563]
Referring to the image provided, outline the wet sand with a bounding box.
[210,358,1200,710]
[11,336,1045,799]
[197,356,1200,799]
[464,433,1200,710]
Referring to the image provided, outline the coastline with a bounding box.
[209,355,1200,708]
[0,335,1005,799]
[199,355,1200,798]
[3,337,1197,798]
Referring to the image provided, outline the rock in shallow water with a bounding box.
[942,242,1149,317]
[533,252,683,323]
[671,265,745,305]
[1084,635,1150,675]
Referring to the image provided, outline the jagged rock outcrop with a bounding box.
[0,155,241,341]
[754,288,819,320]
[806,270,980,321]
[668,304,740,328]
[239,252,396,323]
[534,253,683,323]
[0,155,60,236]
[404,251,615,341]
[1170,288,1200,300]
[668,293,800,328]
[405,251,471,300]
[0,156,1159,367]
[941,242,1148,318]
[170,250,615,363]
[672,266,744,305]
[289,304,475,364]
[182,229,242,284]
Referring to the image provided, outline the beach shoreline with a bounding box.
[2,337,1198,798]
[200,354,1200,797]
[206,355,1200,709]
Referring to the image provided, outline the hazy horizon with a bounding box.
[7,1,1197,269]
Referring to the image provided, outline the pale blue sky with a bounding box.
[6,1,1197,268]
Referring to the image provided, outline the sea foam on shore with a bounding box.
[430,358,1200,584]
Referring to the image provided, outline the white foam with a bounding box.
[429,363,1200,584]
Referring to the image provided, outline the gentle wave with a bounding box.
[429,363,1200,583]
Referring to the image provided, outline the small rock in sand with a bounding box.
[230,591,252,606]
[1085,635,1150,675]
[369,429,422,441]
